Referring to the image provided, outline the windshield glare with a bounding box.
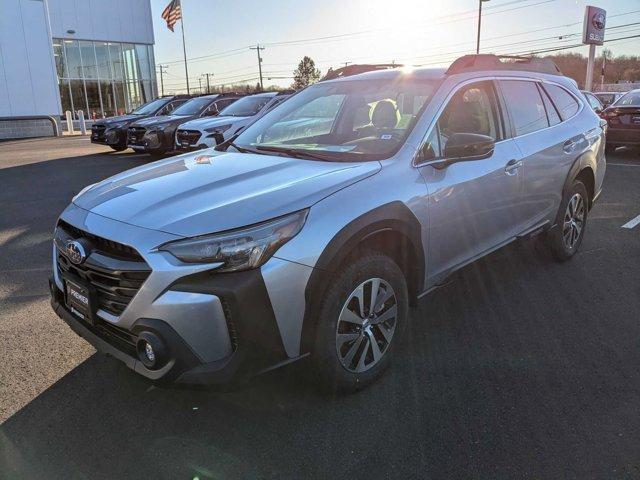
[614,91,640,106]
[172,97,215,116]
[233,78,438,161]
[131,98,169,115]
[220,95,275,117]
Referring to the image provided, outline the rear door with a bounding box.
[498,79,581,228]
[418,80,524,280]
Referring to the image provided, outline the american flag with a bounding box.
[161,0,182,32]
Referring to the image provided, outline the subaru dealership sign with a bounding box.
[582,6,606,45]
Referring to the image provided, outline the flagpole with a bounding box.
[180,10,190,94]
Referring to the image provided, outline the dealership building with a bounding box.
[0,0,158,139]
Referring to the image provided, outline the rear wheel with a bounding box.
[545,180,588,261]
[312,250,408,392]
[109,145,126,152]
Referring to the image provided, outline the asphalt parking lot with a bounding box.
[0,136,639,479]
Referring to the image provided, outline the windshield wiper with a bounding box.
[254,145,338,162]
[226,142,267,155]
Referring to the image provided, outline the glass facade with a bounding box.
[52,39,157,119]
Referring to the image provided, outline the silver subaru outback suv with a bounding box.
[50,55,606,391]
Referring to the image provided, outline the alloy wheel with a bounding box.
[563,193,585,250]
[335,278,398,373]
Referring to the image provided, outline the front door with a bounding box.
[417,80,524,283]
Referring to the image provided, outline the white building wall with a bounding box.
[48,0,154,45]
[0,0,154,118]
[0,0,60,117]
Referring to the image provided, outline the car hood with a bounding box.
[178,116,241,131]
[95,114,143,126]
[130,115,194,128]
[73,150,381,237]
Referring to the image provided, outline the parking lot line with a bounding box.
[622,214,640,229]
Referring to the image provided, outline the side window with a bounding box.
[161,100,184,115]
[585,93,602,111]
[538,85,561,126]
[500,80,549,136]
[543,84,580,120]
[215,99,236,111]
[436,81,500,155]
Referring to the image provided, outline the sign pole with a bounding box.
[585,44,596,91]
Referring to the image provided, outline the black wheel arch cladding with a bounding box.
[300,201,424,354]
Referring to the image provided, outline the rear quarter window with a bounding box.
[543,84,580,120]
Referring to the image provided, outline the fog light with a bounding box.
[144,342,155,363]
[136,332,167,369]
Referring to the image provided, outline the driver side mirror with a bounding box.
[428,132,495,169]
[443,132,495,159]
[203,106,219,117]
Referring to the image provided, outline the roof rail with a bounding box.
[446,54,562,76]
[322,63,401,81]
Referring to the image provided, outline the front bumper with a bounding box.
[91,127,126,147]
[49,206,311,384]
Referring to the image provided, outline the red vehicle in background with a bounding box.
[601,89,640,154]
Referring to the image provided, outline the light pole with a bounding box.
[476,0,490,54]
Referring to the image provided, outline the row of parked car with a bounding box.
[90,91,292,155]
[579,88,640,154]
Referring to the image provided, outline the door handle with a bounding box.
[563,139,577,153]
[505,159,522,175]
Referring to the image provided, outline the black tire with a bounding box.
[312,250,409,392]
[109,145,127,152]
[545,180,589,262]
[605,143,617,155]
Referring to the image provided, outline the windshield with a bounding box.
[232,77,439,161]
[131,98,169,115]
[172,97,215,116]
[219,95,275,117]
[613,91,640,106]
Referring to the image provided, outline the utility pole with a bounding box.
[476,0,490,54]
[250,45,265,91]
[157,65,168,96]
[202,73,214,94]
[198,77,202,94]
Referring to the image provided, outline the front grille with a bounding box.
[56,221,151,317]
[176,129,202,146]
[94,320,138,357]
[59,220,140,260]
[91,124,106,141]
[127,126,146,145]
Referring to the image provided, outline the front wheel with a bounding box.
[109,145,127,152]
[544,180,589,261]
[312,250,408,392]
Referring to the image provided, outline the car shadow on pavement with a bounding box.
[1,239,639,480]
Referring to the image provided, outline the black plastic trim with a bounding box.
[300,201,424,353]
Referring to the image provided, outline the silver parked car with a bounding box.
[50,55,605,391]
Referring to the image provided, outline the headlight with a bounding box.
[204,124,233,134]
[158,210,308,271]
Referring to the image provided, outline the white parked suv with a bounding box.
[175,92,291,151]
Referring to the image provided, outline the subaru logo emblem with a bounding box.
[66,240,87,265]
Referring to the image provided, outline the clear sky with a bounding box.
[150,0,640,93]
